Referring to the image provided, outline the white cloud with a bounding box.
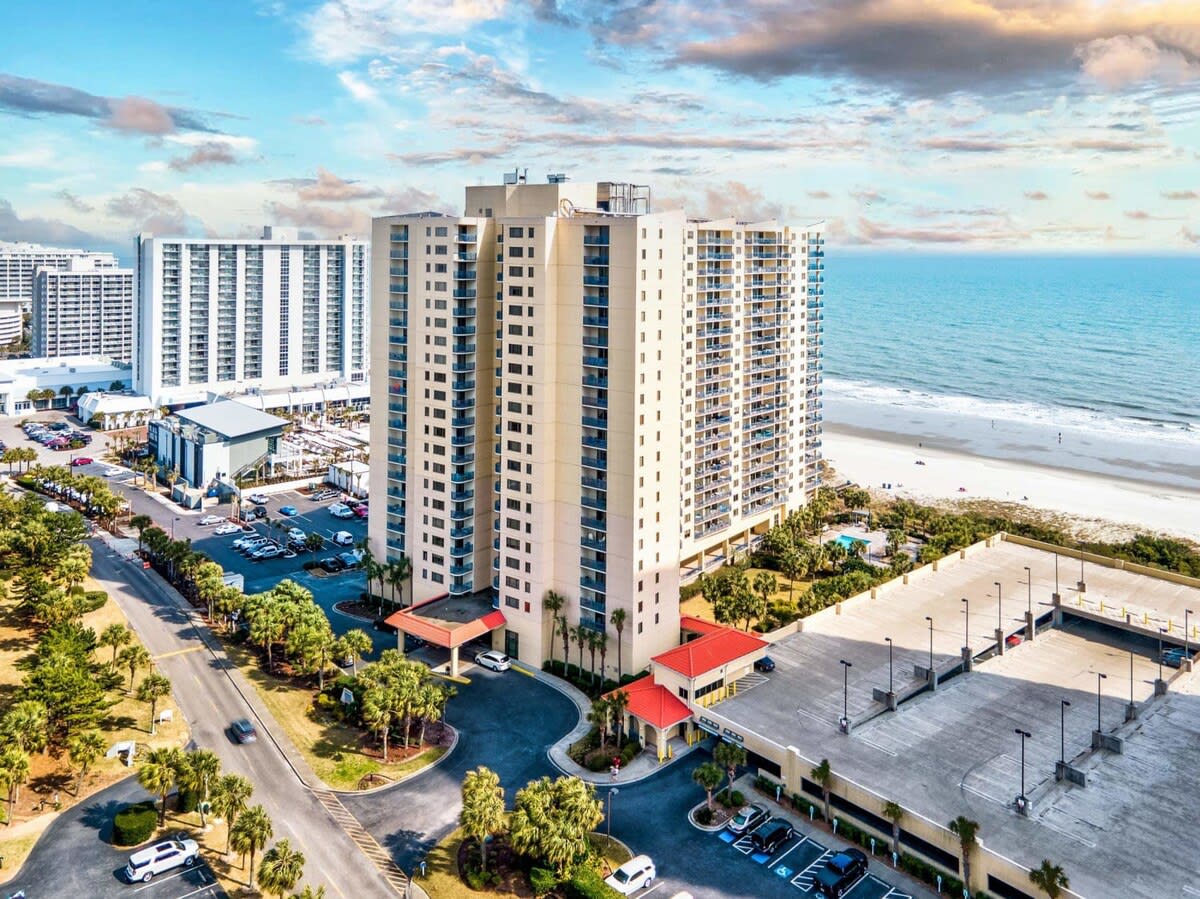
[303,0,508,64]
[1076,34,1200,90]
[338,70,379,103]
[163,132,258,151]
[139,160,169,174]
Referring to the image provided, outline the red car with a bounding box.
[71,456,93,466]
[354,504,369,518]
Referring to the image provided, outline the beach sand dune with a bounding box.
[824,425,1200,544]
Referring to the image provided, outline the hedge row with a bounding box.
[112,801,157,846]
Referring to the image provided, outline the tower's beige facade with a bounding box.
[370,176,825,678]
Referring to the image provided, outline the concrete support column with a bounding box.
[1025,610,1035,641]
[1154,679,1168,696]
[961,646,973,672]
[1052,592,1063,626]
[450,645,460,678]
[995,627,1006,655]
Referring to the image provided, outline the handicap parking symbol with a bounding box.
[775,865,793,879]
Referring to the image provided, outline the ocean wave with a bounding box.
[823,377,1200,446]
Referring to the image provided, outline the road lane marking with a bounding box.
[155,646,207,661]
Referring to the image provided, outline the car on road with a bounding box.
[198,514,225,526]
[320,556,346,573]
[749,819,794,854]
[475,650,511,672]
[124,837,200,883]
[814,849,868,897]
[69,456,92,466]
[329,502,354,519]
[604,854,656,896]
[230,718,257,743]
[215,523,249,536]
[279,504,298,516]
[332,530,355,546]
[728,803,770,834]
[754,656,776,673]
[103,466,124,477]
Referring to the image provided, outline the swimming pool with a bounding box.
[835,534,866,550]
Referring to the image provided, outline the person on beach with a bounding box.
[1057,432,1062,444]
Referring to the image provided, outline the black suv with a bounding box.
[814,849,868,897]
[749,819,794,854]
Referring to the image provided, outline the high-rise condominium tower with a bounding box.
[135,227,368,406]
[33,257,134,361]
[369,175,824,675]
[0,241,120,346]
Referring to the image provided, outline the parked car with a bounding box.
[246,492,269,504]
[310,489,337,501]
[198,514,225,526]
[70,456,93,466]
[475,650,511,672]
[1006,634,1023,648]
[124,838,199,883]
[230,718,257,743]
[750,819,795,854]
[320,556,346,573]
[252,545,284,560]
[287,527,306,542]
[329,503,354,519]
[215,523,247,536]
[332,530,355,546]
[336,551,361,569]
[727,803,769,834]
[604,855,656,896]
[754,656,776,673]
[1163,647,1191,668]
[238,538,272,555]
[814,849,868,898]
[354,504,369,518]
[279,505,297,516]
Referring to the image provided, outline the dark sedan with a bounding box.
[231,718,257,744]
[814,849,868,897]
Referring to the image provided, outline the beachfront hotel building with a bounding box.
[32,257,135,361]
[368,174,825,675]
[134,227,369,406]
[0,241,120,345]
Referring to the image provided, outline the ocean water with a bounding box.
[822,253,1200,488]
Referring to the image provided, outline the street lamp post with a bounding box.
[840,659,852,729]
[1024,566,1032,616]
[994,581,1003,629]
[606,787,619,838]
[924,615,934,678]
[1053,552,1060,600]
[1014,728,1031,810]
[1187,609,1194,661]
[884,637,893,694]
[961,597,969,648]
[1060,699,1071,766]
[1096,672,1107,732]
[1158,628,1168,691]
[1079,548,1086,592]
[171,516,179,540]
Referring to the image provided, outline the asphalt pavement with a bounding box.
[4,777,224,899]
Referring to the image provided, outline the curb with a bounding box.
[329,725,461,796]
[687,799,728,833]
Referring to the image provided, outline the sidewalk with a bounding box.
[729,774,940,899]
[521,663,705,785]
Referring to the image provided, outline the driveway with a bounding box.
[4,777,224,899]
[342,667,577,870]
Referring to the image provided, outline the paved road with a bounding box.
[342,667,577,870]
[84,543,397,899]
[4,777,224,899]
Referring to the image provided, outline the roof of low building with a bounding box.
[652,627,769,679]
[384,594,506,649]
[77,392,155,415]
[679,615,724,636]
[175,401,287,440]
[606,676,692,730]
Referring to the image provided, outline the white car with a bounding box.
[332,530,355,546]
[287,527,306,542]
[215,523,246,536]
[475,650,511,672]
[252,545,283,560]
[125,837,200,883]
[329,503,354,519]
[246,492,269,504]
[605,855,656,896]
[198,514,225,526]
[103,467,124,477]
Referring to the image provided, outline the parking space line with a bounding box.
[635,884,662,898]
[770,835,809,867]
[130,864,207,892]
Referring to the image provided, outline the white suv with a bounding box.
[605,854,656,896]
[125,837,200,882]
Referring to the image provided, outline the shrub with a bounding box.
[562,866,622,899]
[112,801,157,846]
[694,806,715,825]
[716,788,745,809]
[176,787,199,814]
[754,775,777,794]
[81,590,107,612]
[530,867,558,896]
[793,793,823,821]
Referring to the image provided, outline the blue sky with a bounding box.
[1,0,1198,258]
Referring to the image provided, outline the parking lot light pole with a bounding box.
[172,516,179,540]
[924,616,934,672]
[1187,609,1194,660]
[840,659,852,728]
[994,581,1002,629]
[1015,728,1031,810]
[606,787,618,838]
[884,637,893,694]
[1096,672,1107,731]
[1060,700,1071,766]
[1024,566,1032,616]
[961,597,969,648]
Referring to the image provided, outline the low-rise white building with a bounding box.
[76,391,159,430]
[328,460,369,497]
[149,401,288,489]
[0,356,131,417]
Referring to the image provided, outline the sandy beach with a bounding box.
[823,424,1200,544]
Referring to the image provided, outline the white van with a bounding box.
[125,837,199,882]
[328,503,354,519]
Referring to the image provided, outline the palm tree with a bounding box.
[692,762,724,810]
[586,628,601,685]
[258,839,305,899]
[212,774,253,854]
[559,615,570,671]
[883,800,903,855]
[129,514,152,551]
[1,700,49,755]
[460,766,506,874]
[67,729,106,796]
[119,643,152,692]
[608,689,629,749]
[779,546,803,602]
[391,554,413,608]
[337,628,373,675]
[544,591,565,666]
[587,696,612,753]
[290,887,327,899]
[177,750,221,826]
[811,758,833,822]
[753,570,777,611]
[362,686,399,763]
[609,607,626,681]
[136,672,172,734]
[304,532,324,560]
[139,746,183,826]
[949,816,980,892]
[1029,859,1070,898]
[571,625,586,676]
[714,742,748,804]
[230,804,273,886]
[0,746,30,825]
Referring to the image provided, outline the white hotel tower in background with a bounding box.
[369,174,825,674]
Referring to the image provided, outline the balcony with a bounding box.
[451,451,475,465]
[453,288,477,299]
[580,556,607,573]
[580,575,607,592]
[582,375,608,389]
[581,475,607,491]
[450,434,475,447]
[581,455,606,471]
[583,234,609,246]
[583,275,609,287]
[581,494,606,511]
[580,534,607,551]
[581,415,608,430]
[580,515,607,532]
[452,379,476,391]
[453,269,477,280]
[449,505,475,521]
[455,250,477,262]
[583,255,609,266]
[582,355,608,369]
[450,543,474,558]
[582,315,609,328]
[451,470,475,483]
[456,231,478,243]
[581,435,607,450]
[387,452,406,465]
[452,415,476,428]
[453,325,477,336]
[453,306,476,317]
[581,394,608,409]
[582,335,608,349]
[450,525,473,539]
[450,488,475,503]
[452,343,476,355]
[449,562,474,577]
